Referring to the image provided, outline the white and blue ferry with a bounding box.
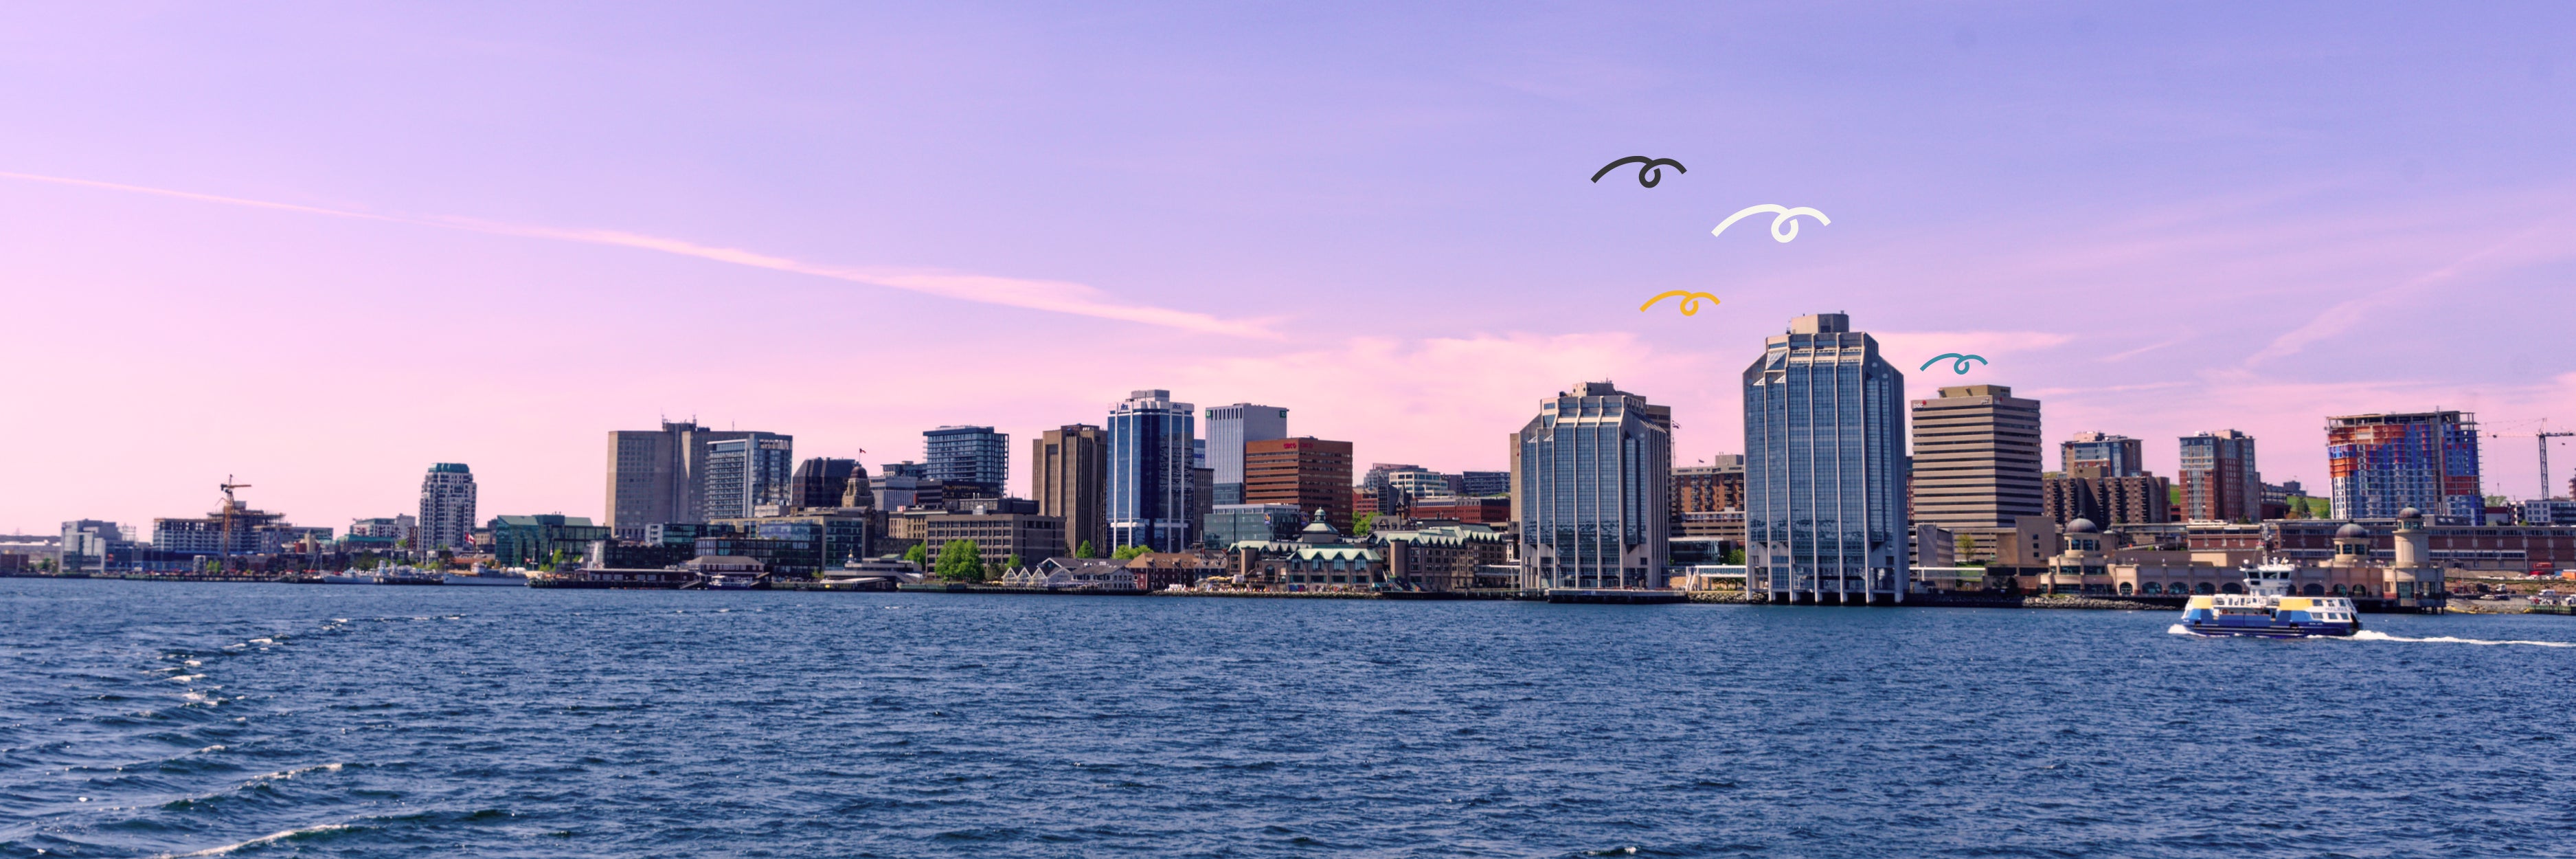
[2176,561,2361,638]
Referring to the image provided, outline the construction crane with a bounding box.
[218,475,251,569]
[2489,425,2575,500]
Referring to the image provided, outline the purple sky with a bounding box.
[5,3,2574,535]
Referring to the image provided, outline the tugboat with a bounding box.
[2176,561,2360,638]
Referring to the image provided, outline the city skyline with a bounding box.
[6,4,2576,533]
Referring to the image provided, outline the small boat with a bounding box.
[2176,561,2360,638]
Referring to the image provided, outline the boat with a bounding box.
[442,565,530,586]
[2176,561,2360,638]
[373,566,445,585]
[319,569,376,584]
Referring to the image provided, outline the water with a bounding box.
[5,579,2575,858]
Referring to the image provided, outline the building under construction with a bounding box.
[2327,411,2482,522]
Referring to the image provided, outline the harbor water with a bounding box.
[4,578,2573,858]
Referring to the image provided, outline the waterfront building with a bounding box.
[2062,432,2146,478]
[1269,509,1386,591]
[1032,424,1109,555]
[1910,385,2044,530]
[710,509,872,570]
[2180,430,2262,522]
[343,515,416,552]
[916,502,1067,568]
[417,463,477,551]
[57,520,130,574]
[1107,390,1197,553]
[1514,380,1673,590]
[2521,499,2576,526]
[1205,503,1306,549]
[2327,411,2483,522]
[788,458,862,511]
[2018,513,2444,610]
[1244,437,1356,533]
[1205,403,1290,506]
[694,526,822,577]
[152,489,328,560]
[1459,471,1511,497]
[1742,313,1908,603]
[924,426,1009,495]
[1124,550,1227,591]
[1374,523,1509,592]
[485,514,611,569]
[997,557,1138,590]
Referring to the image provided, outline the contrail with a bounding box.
[0,170,1273,338]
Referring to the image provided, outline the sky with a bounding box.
[3,3,2574,535]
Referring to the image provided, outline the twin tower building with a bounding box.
[1514,313,1906,602]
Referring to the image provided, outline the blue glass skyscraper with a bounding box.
[1512,381,1672,590]
[923,425,1010,494]
[1107,390,1197,552]
[1743,313,1910,604]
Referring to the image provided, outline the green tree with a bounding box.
[1721,547,1746,565]
[1351,512,1378,537]
[935,539,987,581]
[1112,544,1150,560]
[1075,540,1096,559]
[903,543,928,567]
[1002,553,1025,572]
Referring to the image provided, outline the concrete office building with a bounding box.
[416,463,477,552]
[1673,456,1747,515]
[2042,473,2171,527]
[1743,313,1908,603]
[1910,386,2044,530]
[1513,381,1673,590]
[924,426,1009,495]
[870,461,942,510]
[1032,425,1109,556]
[1205,404,1289,506]
[1107,390,1198,553]
[2180,430,2262,522]
[1245,437,1357,533]
[700,435,795,520]
[788,458,861,510]
[2327,411,2483,522]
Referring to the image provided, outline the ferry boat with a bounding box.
[2176,561,2360,638]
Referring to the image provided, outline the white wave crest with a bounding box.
[2349,629,2576,647]
[166,823,361,857]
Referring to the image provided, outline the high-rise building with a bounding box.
[871,461,942,510]
[701,435,795,520]
[1910,385,2044,529]
[1513,381,1673,590]
[2061,431,2145,478]
[1205,403,1289,506]
[1032,425,1108,556]
[1107,390,1197,553]
[418,463,478,551]
[924,426,1009,494]
[788,458,861,510]
[1245,437,1356,532]
[1743,313,1908,604]
[2180,430,2261,522]
[2327,411,2483,522]
[606,421,783,528]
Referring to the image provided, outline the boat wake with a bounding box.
[166,823,364,856]
[2349,629,2576,648]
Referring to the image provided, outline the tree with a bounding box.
[1351,512,1379,537]
[1002,553,1025,572]
[935,539,987,581]
[1722,547,1746,565]
[903,543,929,568]
[1075,540,1096,559]
[1112,544,1150,560]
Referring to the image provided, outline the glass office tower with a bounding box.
[1512,381,1673,590]
[1107,390,1198,553]
[1205,403,1289,505]
[1743,313,1909,604]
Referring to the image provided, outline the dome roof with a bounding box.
[2065,518,2100,534]
[2397,506,2423,520]
[2335,522,2371,538]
